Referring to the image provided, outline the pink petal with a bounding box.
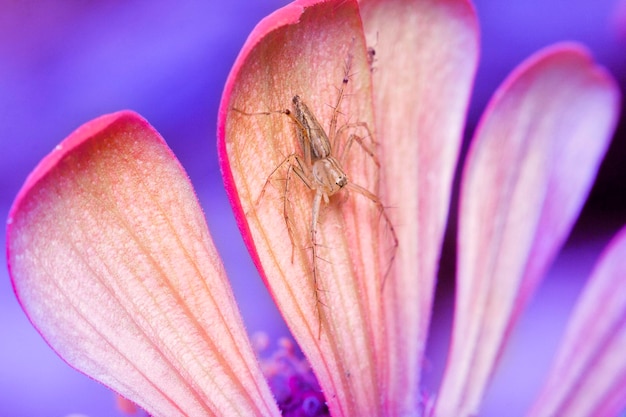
[359,0,478,413]
[219,1,389,415]
[527,226,626,417]
[435,45,621,416]
[7,111,279,417]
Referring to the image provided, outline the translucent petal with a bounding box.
[436,45,620,417]
[359,0,478,412]
[7,111,279,417]
[527,227,626,417]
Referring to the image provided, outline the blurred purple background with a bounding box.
[0,1,624,416]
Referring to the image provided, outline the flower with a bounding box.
[6,0,624,417]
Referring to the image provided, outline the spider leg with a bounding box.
[337,122,380,168]
[285,156,312,263]
[254,154,313,266]
[254,153,295,208]
[345,182,398,290]
[310,189,326,340]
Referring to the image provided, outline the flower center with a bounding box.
[253,333,329,417]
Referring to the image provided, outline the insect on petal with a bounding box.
[220,1,390,415]
[435,44,621,417]
[7,111,280,417]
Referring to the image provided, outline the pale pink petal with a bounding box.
[435,45,620,417]
[359,0,478,413]
[527,226,626,417]
[7,111,279,417]
[219,1,387,415]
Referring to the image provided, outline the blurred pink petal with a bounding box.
[528,226,626,417]
[436,44,621,416]
[7,111,279,417]
[359,0,478,413]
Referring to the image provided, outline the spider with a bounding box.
[234,54,397,337]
